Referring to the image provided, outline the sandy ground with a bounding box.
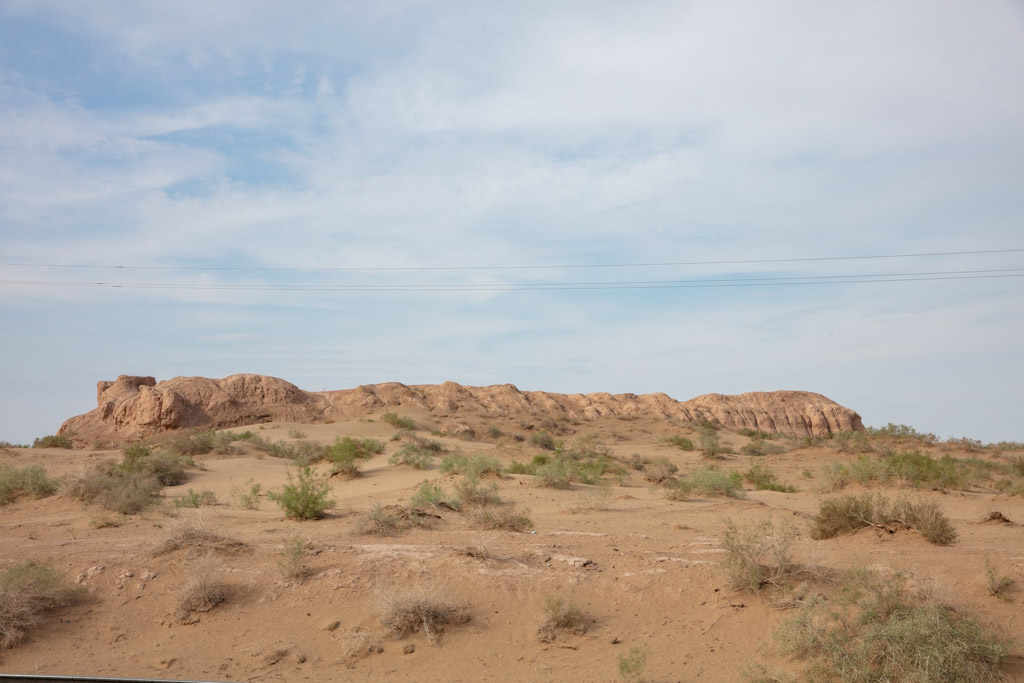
[2,413,1023,682]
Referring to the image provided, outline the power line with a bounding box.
[2,270,1023,292]
[0,247,1022,273]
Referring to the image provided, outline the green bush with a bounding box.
[388,444,435,469]
[0,464,59,505]
[268,466,335,520]
[381,412,417,430]
[233,480,262,509]
[440,454,503,478]
[32,434,74,449]
[538,592,587,641]
[410,480,459,510]
[162,429,218,457]
[173,489,217,508]
[665,435,695,450]
[743,464,796,492]
[689,465,745,498]
[698,430,724,457]
[740,439,787,457]
[530,430,558,451]
[453,475,502,507]
[663,479,693,500]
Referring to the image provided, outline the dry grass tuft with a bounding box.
[154,517,248,556]
[537,592,587,642]
[470,506,533,532]
[176,554,227,622]
[0,562,86,649]
[340,628,384,667]
[379,586,468,644]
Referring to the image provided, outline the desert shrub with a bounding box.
[643,457,678,483]
[410,480,459,510]
[689,465,745,498]
[173,489,217,508]
[268,466,335,520]
[381,412,417,430]
[0,562,86,649]
[811,493,957,545]
[277,536,309,579]
[388,444,434,469]
[743,464,796,492]
[698,430,724,457]
[538,592,587,641]
[0,464,59,505]
[440,454,503,478]
[134,451,189,486]
[453,475,502,507]
[534,458,575,489]
[617,647,649,683]
[32,434,73,449]
[176,555,226,622]
[472,506,532,532]
[984,557,1013,600]
[944,436,984,452]
[738,428,777,440]
[379,586,467,643]
[741,439,788,457]
[663,478,693,500]
[65,463,161,514]
[865,422,938,443]
[626,453,650,471]
[773,568,1008,682]
[287,428,307,439]
[232,480,262,509]
[290,440,327,466]
[665,435,695,450]
[155,518,246,556]
[721,519,797,592]
[356,504,404,537]
[828,430,873,454]
[530,430,558,451]
[162,429,219,457]
[327,437,380,477]
[487,425,503,438]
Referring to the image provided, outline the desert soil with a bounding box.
[2,410,1023,682]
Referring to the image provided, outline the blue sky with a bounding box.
[1,1,1023,444]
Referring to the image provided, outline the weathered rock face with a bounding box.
[59,374,863,447]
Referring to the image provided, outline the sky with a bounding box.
[1,1,1023,444]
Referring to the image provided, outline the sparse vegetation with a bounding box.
[471,506,532,532]
[741,439,787,457]
[0,464,59,505]
[453,475,502,507]
[698,429,724,457]
[388,443,435,469]
[233,480,262,509]
[176,554,227,622]
[173,489,217,508]
[379,586,468,643]
[277,536,309,580]
[32,433,74,449]
[355,504,403,537]
[530,430,558,450]
[984,557,1013,600]
[0,561,86,649]
[664,435,695,450]
[439,454,502,478]
[268,466,335,520]
[287,428,307,439]
[618,646,649,683]
[721,519,798,592]
[773,568,1008,682]
[65,463,162,514]
[410,480,459,510]
[688,465,745,498]
[381,412,417,430]
[538,592,587,641]
[643,457,678,483]
[811,493,957,545]
[743,464,797,492]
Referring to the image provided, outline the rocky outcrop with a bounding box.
[59,374,863,447]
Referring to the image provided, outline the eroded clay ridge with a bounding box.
[59,374,864,447]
